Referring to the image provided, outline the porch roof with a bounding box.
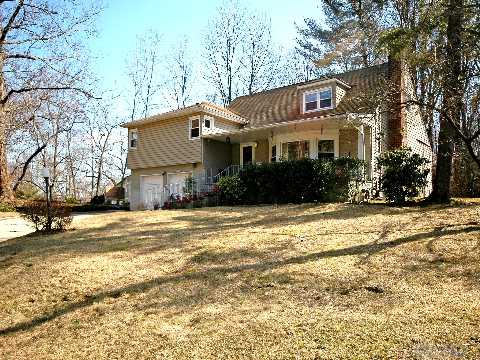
[203,113,372,144]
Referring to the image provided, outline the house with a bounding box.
[104,176,130,205]
[122,58,433,210]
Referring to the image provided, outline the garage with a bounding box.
[166,172,192,196]
[141,175,164,209]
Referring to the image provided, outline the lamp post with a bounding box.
[41,167,51,231]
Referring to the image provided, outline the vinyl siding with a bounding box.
[339,128,358,158]
[127,114,202,169]
[203,139,232,173]
[255,139,269,163]
[214,118,242,133]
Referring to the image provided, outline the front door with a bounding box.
[242,145,253,165]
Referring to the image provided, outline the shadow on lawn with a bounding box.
[0,202,470,266]
[1,224,479,336]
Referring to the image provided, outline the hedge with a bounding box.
[217,157,364,205]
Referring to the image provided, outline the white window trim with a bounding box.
[271,130,340,161]
[280,140,311,161]
[129,129,138,149]
[189,116,201,140]
[203,115,214,130]
[303,87,334,114]
[317,139,336,159]
[240,142,257,166]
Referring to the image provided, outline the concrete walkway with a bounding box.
[0,212,115,243]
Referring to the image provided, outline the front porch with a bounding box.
[203,115,374,179]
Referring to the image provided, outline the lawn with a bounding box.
[1,203,479,359]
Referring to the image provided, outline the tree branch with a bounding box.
[1,86,100,105]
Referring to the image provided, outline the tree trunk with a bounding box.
[428,0,463,203]
[0,116,12,201]
[0,64,12,201]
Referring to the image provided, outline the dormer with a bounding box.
[298,78,351,114]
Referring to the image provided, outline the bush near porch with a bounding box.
[218,157,364,205]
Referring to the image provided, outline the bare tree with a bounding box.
[241,13,280,95]
[278,49,319,85]
[125,30,163,121]
[203,0,246,106]
[0,0,102,200]
[164,38,193,109]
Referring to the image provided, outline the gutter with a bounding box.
[121,102,248,128]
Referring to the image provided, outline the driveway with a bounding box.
[0,216,33,242]
[0,212,118,242]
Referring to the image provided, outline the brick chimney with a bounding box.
[386,55,405,149]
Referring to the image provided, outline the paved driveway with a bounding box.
[0,212,116,243]
[0,216,33,242]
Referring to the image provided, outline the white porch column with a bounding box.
[357,125,365,161]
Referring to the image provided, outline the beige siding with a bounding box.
[256,139,269,163]
[203,139,232,173]
[214,117,241,133]
[339,128,358,158]
[232,144,240,165]
[127,114,202,170]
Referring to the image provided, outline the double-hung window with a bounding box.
[303,88,333,113]
[318,140,335,161]
[129,129,138,149]
[189,117,200,139]
[281,141,310,160]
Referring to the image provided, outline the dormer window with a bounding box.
[303,88,333,113]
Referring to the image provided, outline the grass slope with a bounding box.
[1,203,479,359]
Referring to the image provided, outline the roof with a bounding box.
[228,63,389,128]
[121,101,247,128]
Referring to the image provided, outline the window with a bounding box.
[281,141,310,160]
[189,117,200,139]
[271,145,277,162]
[203,117,213,129]
[129,130,138,149]
[303,88,332,113]
[305,93,317,111]
[318,140,335,161]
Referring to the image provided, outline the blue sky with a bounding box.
[88,0,324,110]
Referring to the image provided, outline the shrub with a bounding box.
[0,202,15,212]
[217,175,245,205]
[183,175,197,195]
[15,183,41,200]
[217,157,364,205]
[377,147,429,204]
[18,201,73,232]
[90,194,105,205]
[65,196,80,205]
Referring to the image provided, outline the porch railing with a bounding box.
[213,164,243,183]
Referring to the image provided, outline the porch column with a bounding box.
[357,125,365,161]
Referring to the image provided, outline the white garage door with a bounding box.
[141,175,164,209]
[167,172,191,195]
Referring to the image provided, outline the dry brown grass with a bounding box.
[1,203,480,359]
